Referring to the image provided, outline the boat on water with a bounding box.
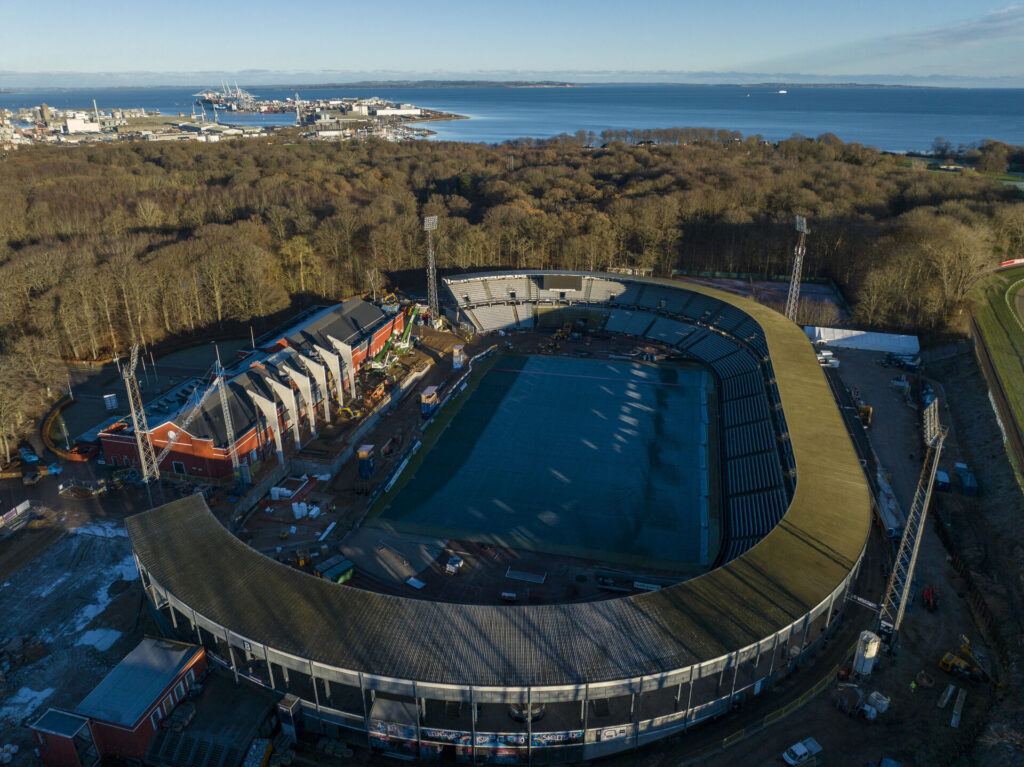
[778,89,788,94]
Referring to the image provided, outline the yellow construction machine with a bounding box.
[939,635,1004,689]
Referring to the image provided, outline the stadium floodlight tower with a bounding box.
[424,215,440,327]
[877,398,948,650]
[785,215,809,322]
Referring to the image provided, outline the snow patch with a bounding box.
[70,555,139,634]
[76,628,122,651]
[70,521,127,538]
[0,687,54,724]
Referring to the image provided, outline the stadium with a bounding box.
[127,271,871,763]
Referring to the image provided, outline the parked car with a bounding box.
[782,737,822,765]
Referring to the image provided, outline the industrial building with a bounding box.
[30,639,207,766]
[99,298,404,481]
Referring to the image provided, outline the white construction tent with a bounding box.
[804,326,920,355]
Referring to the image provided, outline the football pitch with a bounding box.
[371,354,717,572]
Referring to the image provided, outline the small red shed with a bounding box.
[30,638,206,766]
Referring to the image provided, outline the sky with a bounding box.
[2,1,1024,86]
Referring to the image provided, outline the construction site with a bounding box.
[0,265,1020,767]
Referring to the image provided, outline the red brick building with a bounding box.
[30,639,207,766]
[98,299,404,480]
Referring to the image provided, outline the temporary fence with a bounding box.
[0,500,32,530]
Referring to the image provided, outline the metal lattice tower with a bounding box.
[424,215,439,325]
[785,215,809,322]
[215,347,243,490]
[877,399,948,647]
[123,344,159,507]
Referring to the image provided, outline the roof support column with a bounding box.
[768,628,783,679]
[282,364,317,440]
[248,390,284,466]
[264,644,276,691]
[683,668,694,730]
[412,682,422,757]
[226,629,239,685]
[267,379,302,447]
[309,660,321,717]
[359,672,371,748]
[299,354,331,422]
[527,687,532,766]
[313,344,345,408]
[329,336,356,399]
[470,687,477,765]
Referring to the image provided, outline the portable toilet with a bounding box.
[421,386,440,419]
[453,346,465,371]
[357,444,376,479]
[935,469,951,493]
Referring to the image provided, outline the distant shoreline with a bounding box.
[9,81,1024,93]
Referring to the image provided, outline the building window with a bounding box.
[151,710,161,730]
[176,682,185,700]
[187,668,195,684]
[172,461,186,475]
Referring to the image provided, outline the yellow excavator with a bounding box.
[939,635,1004,689]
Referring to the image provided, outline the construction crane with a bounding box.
[876,398,947,649]
[214,346,245,491]
[123,344,159,507]
[785,215,809,323]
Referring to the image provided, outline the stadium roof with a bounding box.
[126,275,871,688]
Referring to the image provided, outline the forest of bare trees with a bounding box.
[0,130,1021,455]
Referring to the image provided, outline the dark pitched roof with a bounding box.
[75,638,201,726]
[284,298,386,351]
[171,367,275,447]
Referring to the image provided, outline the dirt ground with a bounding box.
[0,516,153,762]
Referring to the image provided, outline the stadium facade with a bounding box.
[127,272,871,763]
[100,299,404,480]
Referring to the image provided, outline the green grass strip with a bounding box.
[972,266,1024,441]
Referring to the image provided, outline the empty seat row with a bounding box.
[470,304,518,332]
[645,317,693,346]
[724,420,775,458]
[725,451,785,495]
[712,305,748,333]
[514,303,535,328]
[711,350,759,379]
[723,393,770,428]
[452,280,492,306]
[586,278,629,303]
[721,370,763,401]
[688,333,739,363]
[726,487,789,539]
[486,276,533,299]
[637,286,686,313]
